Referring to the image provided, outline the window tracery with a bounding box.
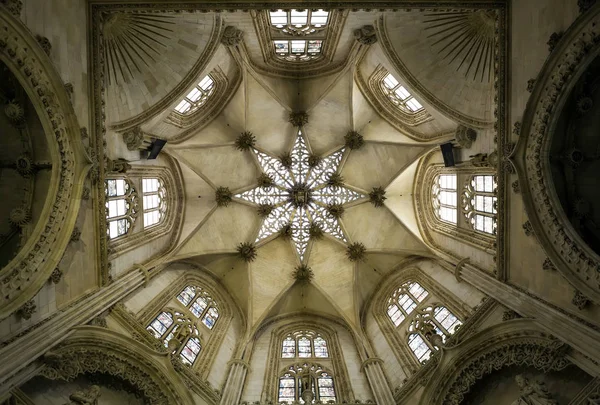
[147,309,202,365]
[281,331,329,359]
[386,281,429,327]
[105,178,139,240]
[176,285,220,330]
[173,74,215,115]
[382,73,425,113]
[277,363,336,404]
[142,178,166,228]
[407,305,461,363]
[269,9,330,35]
[432,174,458,224]
[463,175,498,235]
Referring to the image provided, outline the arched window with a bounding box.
[277,363,336,404]
[281,331,329,359]
[142,178,167,228]
[407,305,462,363]
[105,178,138,239]
[386,281,429,326]
[147,310,202,365]
[432,174,457,224]
[463,175,497,234]
[176,285,220,330]
[174,74,215,114]
[382,73,425,113]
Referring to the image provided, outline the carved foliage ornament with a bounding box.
[221,25,243,46]
[354,25,377,45]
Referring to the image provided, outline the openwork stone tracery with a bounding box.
[235,129,366,261]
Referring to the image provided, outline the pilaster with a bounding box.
[219,359,249,405]
[360,358,394,405]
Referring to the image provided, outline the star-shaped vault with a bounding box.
[235,130,365,262]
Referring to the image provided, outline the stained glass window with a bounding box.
[175,285,219,330]
[174,74,215,114]
[235,130,365,261]
[387,282,429,326]
[273,39,323,61]
[298,337,312,358]
[280,332,329,359]
[407,305,462,363]
[464,175,497,235]
[147,310,202,366]
[432,174,458,224]
[277,364,336,403]
[142,178,166,228]
[269,9,330,35]
[382,73,425,113]
[105,178,138,239]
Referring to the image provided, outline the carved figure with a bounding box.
[511,375,557,405]
[299,368,314,403]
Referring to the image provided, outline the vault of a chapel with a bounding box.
[309,237,359,328]
[340,142,427,191]
[174,162,216,245]
[385,157,425,243]
[304,69,354,156]
[248,238,297,326]
[343,204,428,254]
[141,44,240,140]
[103,12,219,125]
[379,11,495,128]
[263,282,346,323]
[355,253,409,309]
[174,203,260,260]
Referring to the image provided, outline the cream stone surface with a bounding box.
[4,3,600,405]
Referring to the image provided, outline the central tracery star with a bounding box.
[235,130,366,261]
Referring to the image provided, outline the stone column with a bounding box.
[219,359,249,405]
[361,358,395,405]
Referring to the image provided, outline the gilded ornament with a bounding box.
[215,186,233,207]
[344,131,365,150]
[257,173,274,188]
[288,111,309,127]
[235,131,256,151]
[346,242,366,262]
[292,264,313,282]
[326,203,344,218]
[236,242,257,262]
[369,187,387,208]
[257,203,274,217]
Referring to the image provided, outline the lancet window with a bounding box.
[281,331,329,359]
[176,285,220,330]
[432,174,458,224]
[174,74,215,114]
[277,363,336,404]
[407,305,461,363]
[105,178,138,240]
[382,73,425,113]
[147,310,202,365]
[463,175,498,235]
[142,178,166,228]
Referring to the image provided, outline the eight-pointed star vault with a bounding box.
[235,130,366,262]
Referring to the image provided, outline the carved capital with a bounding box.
[354,25,377,45]
[106,158,131,174]
[122,126,144,151]
[454,125,477,149]
[221,25,243,46]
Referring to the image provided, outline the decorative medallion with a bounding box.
[235,129,366,261]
